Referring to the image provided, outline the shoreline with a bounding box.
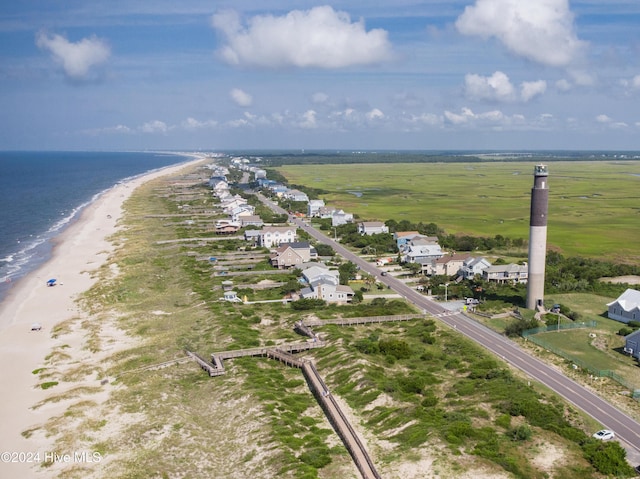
[0,156,206,478]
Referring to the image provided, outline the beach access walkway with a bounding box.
[187,314,429,479]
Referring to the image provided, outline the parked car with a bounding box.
[592,429,615,440]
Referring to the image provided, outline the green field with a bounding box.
[278,161,640,264]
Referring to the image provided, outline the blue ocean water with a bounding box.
[0,151,190,302]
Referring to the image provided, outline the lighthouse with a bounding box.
[526,164,549,310]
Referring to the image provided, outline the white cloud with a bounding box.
[464,72,545,102]
[520,80,547,102]
[81,124,132,136]
[595,114,611,123]
[455,0,587,67]
[444,107,525,127]
[444,107,476,125]
[620,75,640,92]
[35,31,110,80]
[464,71,516,102]
[211,6,393,68]
[366,108,385,121]
[230,88,253,107]
[299,110,318,129]
[555,79,572,92]
[311,92,330,104]
[568,69,595,87]
[141,120,169,133]
[182,117,217,129]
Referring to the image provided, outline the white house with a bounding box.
[358,221,389,235]
[259,226,297,248]
[302,264,340,288]
[403,244,444,265]
[332,209,354,226]
[460,257,492,280]
[607,289,640,323]
[285,189,309,202]
[483,264,528,284]
[300,283,354,304]
[308,199,325,217]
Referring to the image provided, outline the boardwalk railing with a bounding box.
[302,362,381,479]
[304,313,426,327]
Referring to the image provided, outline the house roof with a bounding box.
[607,288,640,311]
[395,231,419,238]
[435,253,471,264]
[275,241,310,251]
[407,244,443,256]
[465,257,491,268]
[261,226,296,234]
[625,329,640,341]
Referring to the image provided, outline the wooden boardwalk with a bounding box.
[304,313,426,327]
[189,338,381,479]
[302,362,382,479]
[187,314,431,478]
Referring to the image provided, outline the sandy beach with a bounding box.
[0,156,205,478]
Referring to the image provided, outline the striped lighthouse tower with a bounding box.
[526,164,549,310]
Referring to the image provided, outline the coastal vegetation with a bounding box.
[32,163,638,478]
[274,160,640,264]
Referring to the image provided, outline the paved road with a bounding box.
[259,192,640,465]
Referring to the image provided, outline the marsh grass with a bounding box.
[279,161,640,263]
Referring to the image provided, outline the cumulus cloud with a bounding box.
[211,6,393,68]
[465,71,516,102]
[444,107,526,128]
[311,92,330,104]
[464,71,546,102]
[455,0,587,67]
[141,120,169,134]
[230,88,253,107]
[595,114,611,124]
[299,110,318,128]
[520,80,547,102]
[182,117,218,129]
[366,108,384,121]
[619,74,640,93]
[35,31,110,80]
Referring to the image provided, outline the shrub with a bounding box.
[299,448,331,469]
[618,327,633,336]
[507,425,532,441]
[290,298,326,311]
[379,338,412,360]
[582,439,634,477]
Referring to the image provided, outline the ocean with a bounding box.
[0,151,191,302]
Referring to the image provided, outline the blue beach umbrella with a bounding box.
[47,278,57,286]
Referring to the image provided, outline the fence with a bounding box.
[521,321,640,398]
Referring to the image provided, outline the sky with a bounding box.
[2,1,640,151]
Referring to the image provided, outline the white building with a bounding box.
[607,289,640,323]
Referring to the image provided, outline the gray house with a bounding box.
[624,329,640,360]
[607,289,640,323]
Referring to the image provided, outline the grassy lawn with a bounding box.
[278,160,640,264]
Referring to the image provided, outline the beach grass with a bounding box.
[277,160,640,264]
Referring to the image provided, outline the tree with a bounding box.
[338,261,359,285]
